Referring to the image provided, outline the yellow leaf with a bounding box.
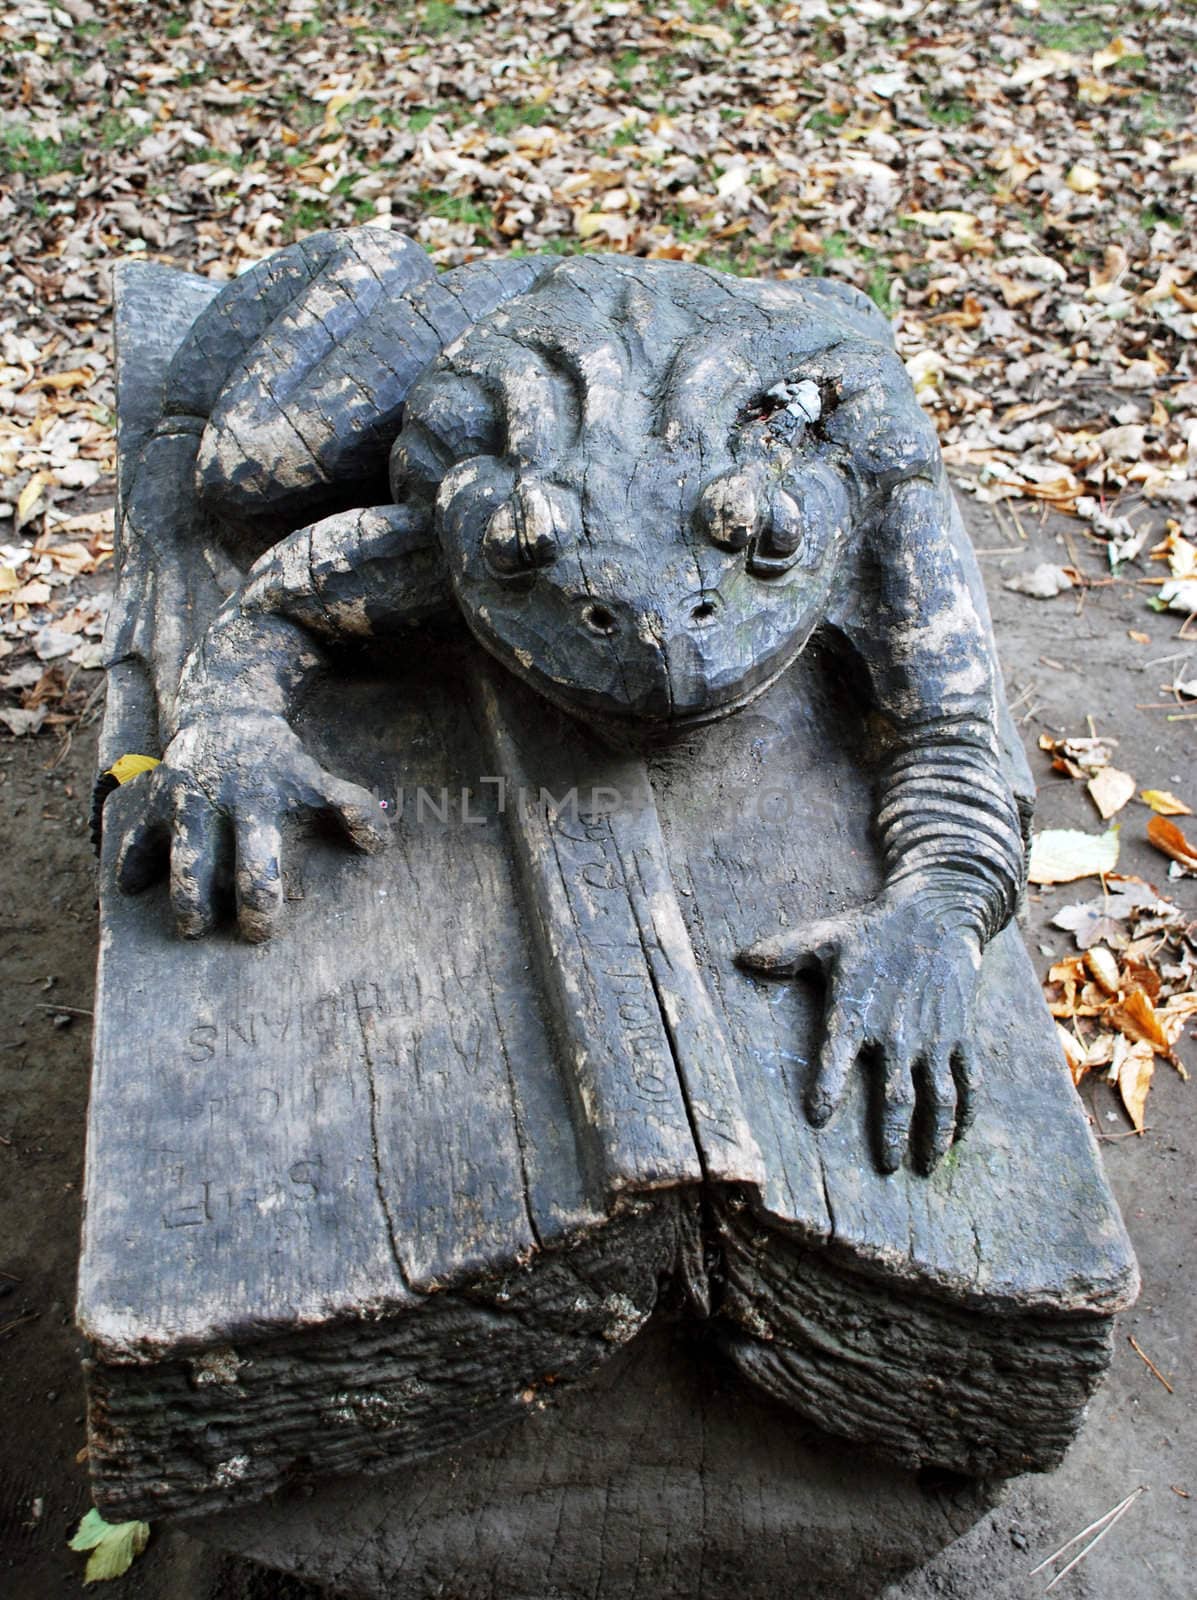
[1140,789,1193,816]
[69,1509,151,1584]
[16,471,46,529]
[35,366,94,392]
[1066,163,1102,193]
[1091,36,1137,73]
[0,564,18,594]
[1169,152,1197,174]
[109,753,162,785]
[673,19,736,51]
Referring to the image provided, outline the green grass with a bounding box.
[1141,205,1184,229]
[807,108,848,132]
[1031,8,1109,52]
[487,103,551,136]
[613,50,643,92]
[423,0,476,35]
[864,265,894,315]
[922,93,974,128]
[283,197,330,237]
[0,127,81,177]
[418,189,493,228]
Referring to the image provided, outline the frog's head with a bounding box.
[391,257,882,734]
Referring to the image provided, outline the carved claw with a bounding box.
[736,894,982,1175]
[114,714,387,943]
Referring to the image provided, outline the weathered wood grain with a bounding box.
[81,261,1137,1527]
[193,1320,998,1600]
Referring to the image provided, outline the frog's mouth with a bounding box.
[482,629,809,747]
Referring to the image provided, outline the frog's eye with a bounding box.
[482,478,562,578]
[747,490,805,577]
[747,464,851,579]
[694,468,766,552]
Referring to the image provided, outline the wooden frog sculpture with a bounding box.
[109,229,1026,1174]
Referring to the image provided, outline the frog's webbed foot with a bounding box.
[737,891,981,1175]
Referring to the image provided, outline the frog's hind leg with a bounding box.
[195,248,551,541]
[109,233,424,746]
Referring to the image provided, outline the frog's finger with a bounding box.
[915,1049,958,1173]
[170,790,224,940]
[806,984,866,1128]
[322,774,390,854]
[735,920,841,977]
[951,1043,977,1136]
[234,810,284,944]
[877,1042,917,1175]
[115,804,168,895]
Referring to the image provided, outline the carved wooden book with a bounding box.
[79,253,1136,1523]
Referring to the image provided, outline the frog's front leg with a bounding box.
[114,502,450,941]
[738,475,1026,1174]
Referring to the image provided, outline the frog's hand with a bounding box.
[739,474,1023,1172]
[113,502,451,942]
[738,902,980,1174]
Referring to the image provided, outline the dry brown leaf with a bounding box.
[1110,1036,1154,1131]
[1147,815,1197,872]
[1057,1024,1088,1084]
[1088,766,1135,819]
[1110,988,1172,1055]
[1085,947,1122,996]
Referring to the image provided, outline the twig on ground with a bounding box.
[1128,1335,1174,1393]
[1029,1485,1147,1591]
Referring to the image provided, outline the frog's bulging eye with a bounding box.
[748,490,805,578]
[582,602,618,636]
[482,479,562,578]
[695,468,765,553]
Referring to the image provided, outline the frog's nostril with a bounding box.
[582,602,618,636]
[690,599,718,625]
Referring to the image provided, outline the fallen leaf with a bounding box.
[1029,827,1120,886]
[1086,946,1122,995]
[69,1508,150,1584]
[15,473,46,530]
[1004,563,1074,598]
[1110,1036,1154,1130]
[0,706,47,736]
[1088,766,1135,819]
[1057,1023,1088,1084]
[1066,163,1102,194]
[1092,37,1139,74]
[1141,789,1193,816]
[1147,815,1197,873]
[1008,51,1077,88]
[1053,901,1127,950]
[1110,987,1173,1055]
